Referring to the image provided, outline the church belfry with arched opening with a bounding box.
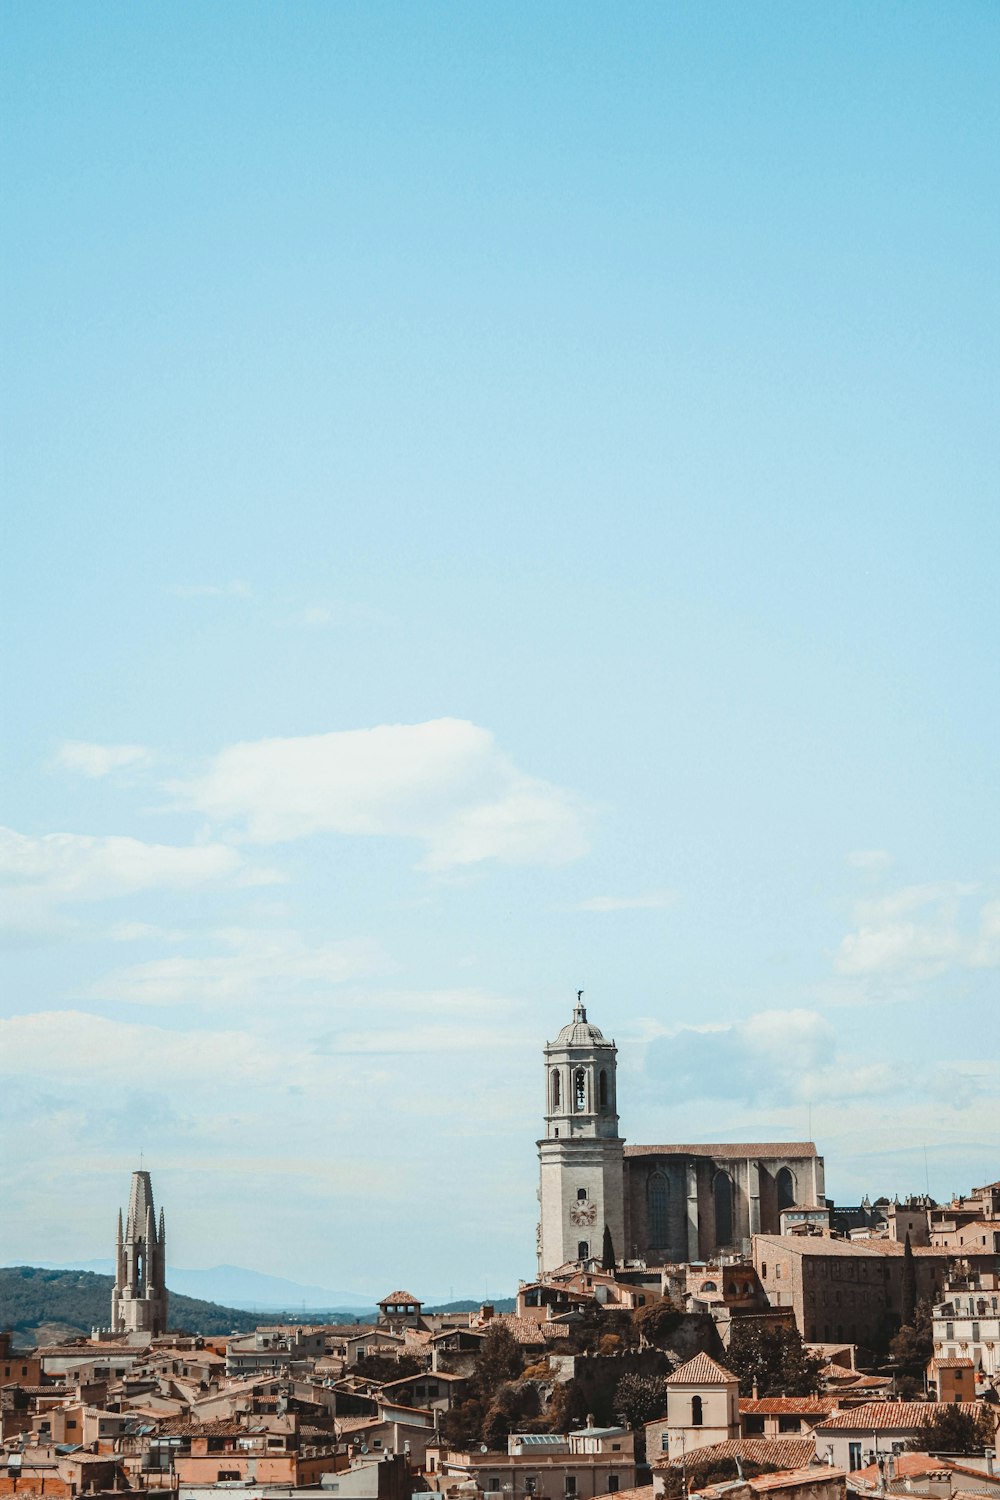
[536,998,824,1275]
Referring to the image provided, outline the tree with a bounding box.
[439,1397,485,1449]
[613,1372,665,1429]
[353,1352,423,1383]
[474,1323,524,1400]
[545,1377,589,1433]
[909,1404,994,1455]
[900,1232,917,1329]
[632,1298,682,1347]
[889,1297,933,1373]
[727,1322,822,1397]
[602,1224,617,1274]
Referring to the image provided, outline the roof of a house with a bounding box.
[749,1467,846,1493]
[379,1292,421,1305]
[665,1352,738,1386]
[740,1398,838,1415]
[624,1144,816,1159]
[815,1401,985,1432]
[592,1485,653,1500]
[933,1358,975,1369]
[655,1438,817,1472]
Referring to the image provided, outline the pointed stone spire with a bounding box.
[116,1208,123,1244]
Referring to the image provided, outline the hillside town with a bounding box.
[3,1005,998,1500]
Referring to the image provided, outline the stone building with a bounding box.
[537,999,825,1275]
[753,1233,1000,1345]
[111,1168,168,1336]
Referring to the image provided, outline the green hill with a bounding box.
[1,1265,276,1345]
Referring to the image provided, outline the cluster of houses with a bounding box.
[3,1235,1000,1500]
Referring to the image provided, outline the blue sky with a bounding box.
[2,2,998,1300]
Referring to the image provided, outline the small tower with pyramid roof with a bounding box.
[111,1169,168,1335]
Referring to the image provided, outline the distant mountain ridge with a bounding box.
[2,1265,515,1344]
[34,1260,377,1311]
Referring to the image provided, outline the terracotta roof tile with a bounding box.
[592,1486,653,1500]
[816,1402,985,1432]
[380,1292,421,1305]
[740,1398,837,1415]
[665,1353,738,1386]
[750,1468,844,1492]
[655,1438,816,1472]
[624,1144,817,1159]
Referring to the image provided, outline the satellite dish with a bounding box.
[480,1445,488,1453]
[360,1446,369,1455]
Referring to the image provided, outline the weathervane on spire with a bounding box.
[574,989,586,1020]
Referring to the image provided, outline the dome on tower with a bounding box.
[552,996,613,1048]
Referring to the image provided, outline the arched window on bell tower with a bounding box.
[574,1067,587,1111]
[551,1070,561,1110]
[599,1069,608,1112]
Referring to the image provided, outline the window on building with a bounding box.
[778,1416,801,1433]
[648,1172,669,1248]
[565,1479,577,1497]
[608,1478,619,1493]
[551,1071,561,1110]
[691,1395,703,1427]
[714,1170,734,1247]
[661,1434,670,1451]
[578,1240,590,1260]
[575,1069,587,1111]
[777,1167,796,1211]
[744,1417,765,1436]
[578,1188,588,1201]
[599,1070,609,1112]
[848,1444,862,1471]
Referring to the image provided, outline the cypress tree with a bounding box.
[900,1231,917,1328]
[602,1223,616,1273]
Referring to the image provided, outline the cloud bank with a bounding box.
[173,718,589,869]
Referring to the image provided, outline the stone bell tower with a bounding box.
[537,995,625,1275]
[111,1169,168,1335]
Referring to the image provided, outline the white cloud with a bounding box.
[0,826,246,902]
[85,929,390,1006]
[573,890,676,913]
[53,741,152,778]
[834,882,997,978]
[643,1007,892,1107]
[0,1010,276,1087]
[171,718,589,869]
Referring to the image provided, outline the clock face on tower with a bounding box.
[570,1198,597,1227]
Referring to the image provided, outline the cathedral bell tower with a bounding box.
[537,995,625,1275]
[111,1169,168,1336]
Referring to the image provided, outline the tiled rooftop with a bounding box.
[624,1144,817,1159]
[665,1352,738,1386]
[816,1402,985,1431]
[740,1398,837,1415]
[655,1437,817,1472]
